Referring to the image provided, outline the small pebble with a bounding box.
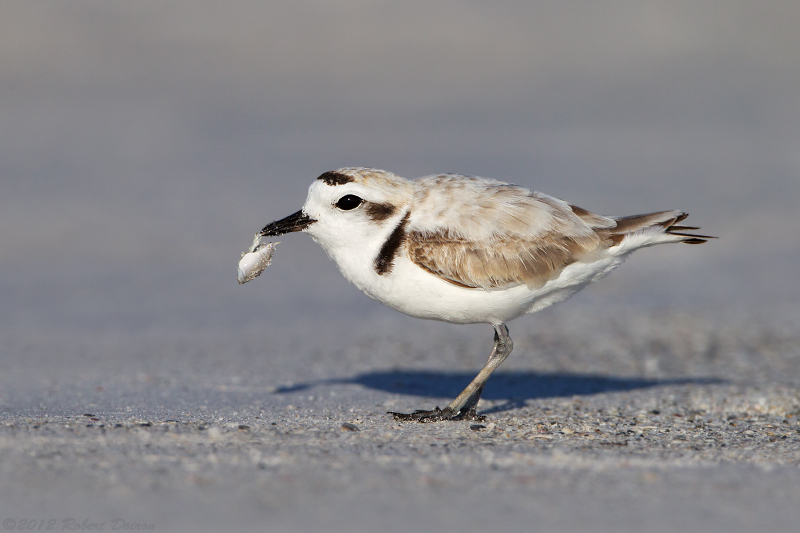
[342,422,360,431]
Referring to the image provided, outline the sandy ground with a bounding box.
[3,3,800,532]
[2,307,799,533]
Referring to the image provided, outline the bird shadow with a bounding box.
[274,370,722,415]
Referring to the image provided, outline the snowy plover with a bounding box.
[258,167,712,422]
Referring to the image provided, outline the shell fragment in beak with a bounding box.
[238,234,278,285]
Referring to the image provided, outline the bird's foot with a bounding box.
[389,406,486,423]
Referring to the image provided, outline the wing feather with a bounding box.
[406,176,604,290]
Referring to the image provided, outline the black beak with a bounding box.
[260,210,316,237]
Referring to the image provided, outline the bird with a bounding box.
[259,167,712,422]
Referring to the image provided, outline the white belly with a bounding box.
[345,254,625,325]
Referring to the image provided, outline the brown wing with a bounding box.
[407,230,602,290]
[406,177,609,290]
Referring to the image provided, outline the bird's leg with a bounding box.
[391,323,513,422]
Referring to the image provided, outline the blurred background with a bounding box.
[1,0,798,341]
[3,5,799,530]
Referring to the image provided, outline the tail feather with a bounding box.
[661,214,715,244]
[602,211,714,246]
[669,225,700,231]
[611,210,682,233]
[569,204,715,246]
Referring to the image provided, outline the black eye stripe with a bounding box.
[365,202,396,221]
[335,194,363,210]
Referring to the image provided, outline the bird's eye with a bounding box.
[335,194,363,211]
